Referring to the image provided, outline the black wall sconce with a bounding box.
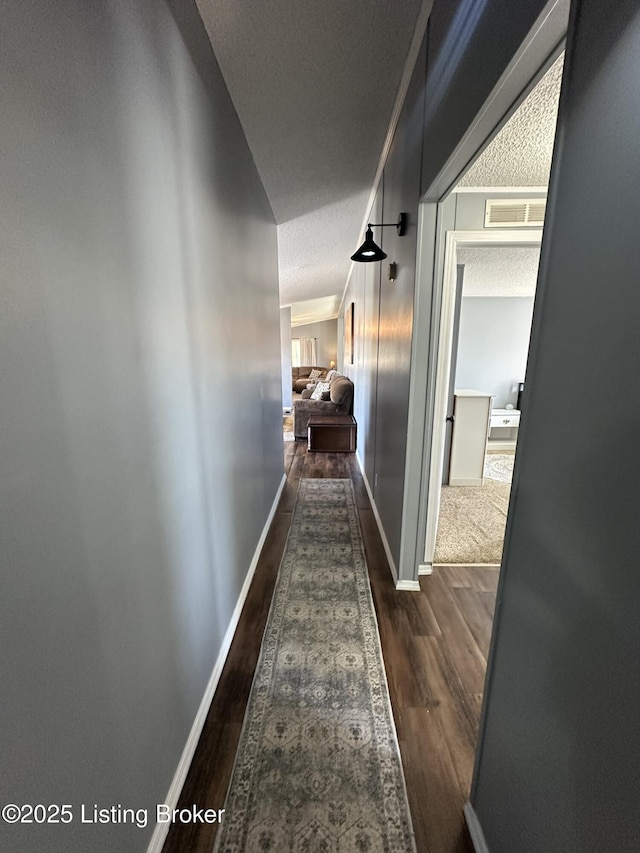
[351,213,407,263]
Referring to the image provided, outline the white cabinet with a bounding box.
[449,391,493,486]
[488,408,521,449]
[490,409,521,429]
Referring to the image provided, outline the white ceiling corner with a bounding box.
[290,296,342,328]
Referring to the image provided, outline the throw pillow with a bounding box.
[310,380,330,401]
[309,368,322,381]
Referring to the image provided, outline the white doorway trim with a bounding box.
[422,228,543,569]
[396,0,567,584]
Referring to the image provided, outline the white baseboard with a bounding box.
[486,440,516,452]
[356,452,419,592]
[356,452,399,586]
[146,473,287,853]
[464,802,491,853]
[355,454,421,593]
[418,564,433,576]
[395,579,421,591]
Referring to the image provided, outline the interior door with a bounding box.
[441,264,465,484]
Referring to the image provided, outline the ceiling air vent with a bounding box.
[484,198,546,228]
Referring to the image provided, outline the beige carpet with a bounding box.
[283,395,302,441]
[283,413,294,441]
[434,478,511,565]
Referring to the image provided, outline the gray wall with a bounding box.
[344,35,426,573]
[350,189,383,491]
[455,297,534,407]
[349,0,558,580]
[372,35,426,568]
[421,0,551,195]
[280,307,292,408]
[470,0,640,849]
[291,319,338,368]
[0,1,282,851]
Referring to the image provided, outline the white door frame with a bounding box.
[395,0,566,584]
[422,228,543,569]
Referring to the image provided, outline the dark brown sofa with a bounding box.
[292,366,327,393]
[293,375,354,439]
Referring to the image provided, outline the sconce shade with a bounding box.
[350,227,388,262]
[350,214,406,263]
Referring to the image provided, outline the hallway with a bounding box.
[163,443,498,853]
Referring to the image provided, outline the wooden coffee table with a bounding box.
[307,415,357,452]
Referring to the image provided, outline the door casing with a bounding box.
[422,229,542,569]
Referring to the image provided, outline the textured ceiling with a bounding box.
[195,0,427,319]
[459,53,564,188]
[457,246,541,297]
[196,3,563,323]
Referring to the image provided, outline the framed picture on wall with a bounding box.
[345,302,354,364]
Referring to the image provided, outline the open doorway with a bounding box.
[420,50,564,572]
[433,239,541,564]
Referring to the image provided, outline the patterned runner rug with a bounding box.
[214,478,416,852]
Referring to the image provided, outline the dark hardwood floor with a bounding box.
[162,439,498,853]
